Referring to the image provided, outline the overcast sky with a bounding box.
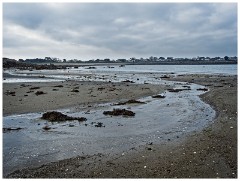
[3,3,237,61]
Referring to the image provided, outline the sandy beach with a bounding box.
[3,81,168,116]
[4,74,237,178]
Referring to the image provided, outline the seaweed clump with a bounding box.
[42,111,87,122]
[103,109,135,117]
[115,99,145,105]
[197,88,208,91]
[35,91,46,96]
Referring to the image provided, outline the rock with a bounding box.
[41,111,87,122]
[103,109,135,117]
[42,125,51,130]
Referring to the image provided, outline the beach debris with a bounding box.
[52,89,58,91]
[20,84,30,88]
[167,89,183,93]
[152,95,166,98]
[98,87,105,91]
[196,88,208,91]
[20,84,26,87]
[5,91,16,96]
[214,85,223,88]
[109,88,116,91]
[71,89,79,92]
[160,75,170,78]
[115,99,145,105]
[122,80,135,83]
[182,85,191,89]
[42,125,51,130]
[103,109,135,117]
[30,86,40,90]
[41,111,87,122]
[26,90,34,93]
[3,127,23,133]
[35,91,46,96]
[85,66,96,69]
[53,85,64,88]
[94,122,105,127]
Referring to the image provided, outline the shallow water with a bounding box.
[3,64,237,83]
[3,82,215,176]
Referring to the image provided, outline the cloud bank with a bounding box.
[3,3,237,60]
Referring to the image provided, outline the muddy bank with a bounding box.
[5,74,237,178]
[3,80,168,116]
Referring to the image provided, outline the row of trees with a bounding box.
[13,55,238,64]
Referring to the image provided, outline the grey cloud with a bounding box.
[3,3,237,60]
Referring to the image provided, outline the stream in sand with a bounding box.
[3,78,215,176]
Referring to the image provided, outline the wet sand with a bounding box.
[4,74,237,178]
[3,81,168,116]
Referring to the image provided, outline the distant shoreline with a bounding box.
[41,61,237,67]
[3,58,237,70]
